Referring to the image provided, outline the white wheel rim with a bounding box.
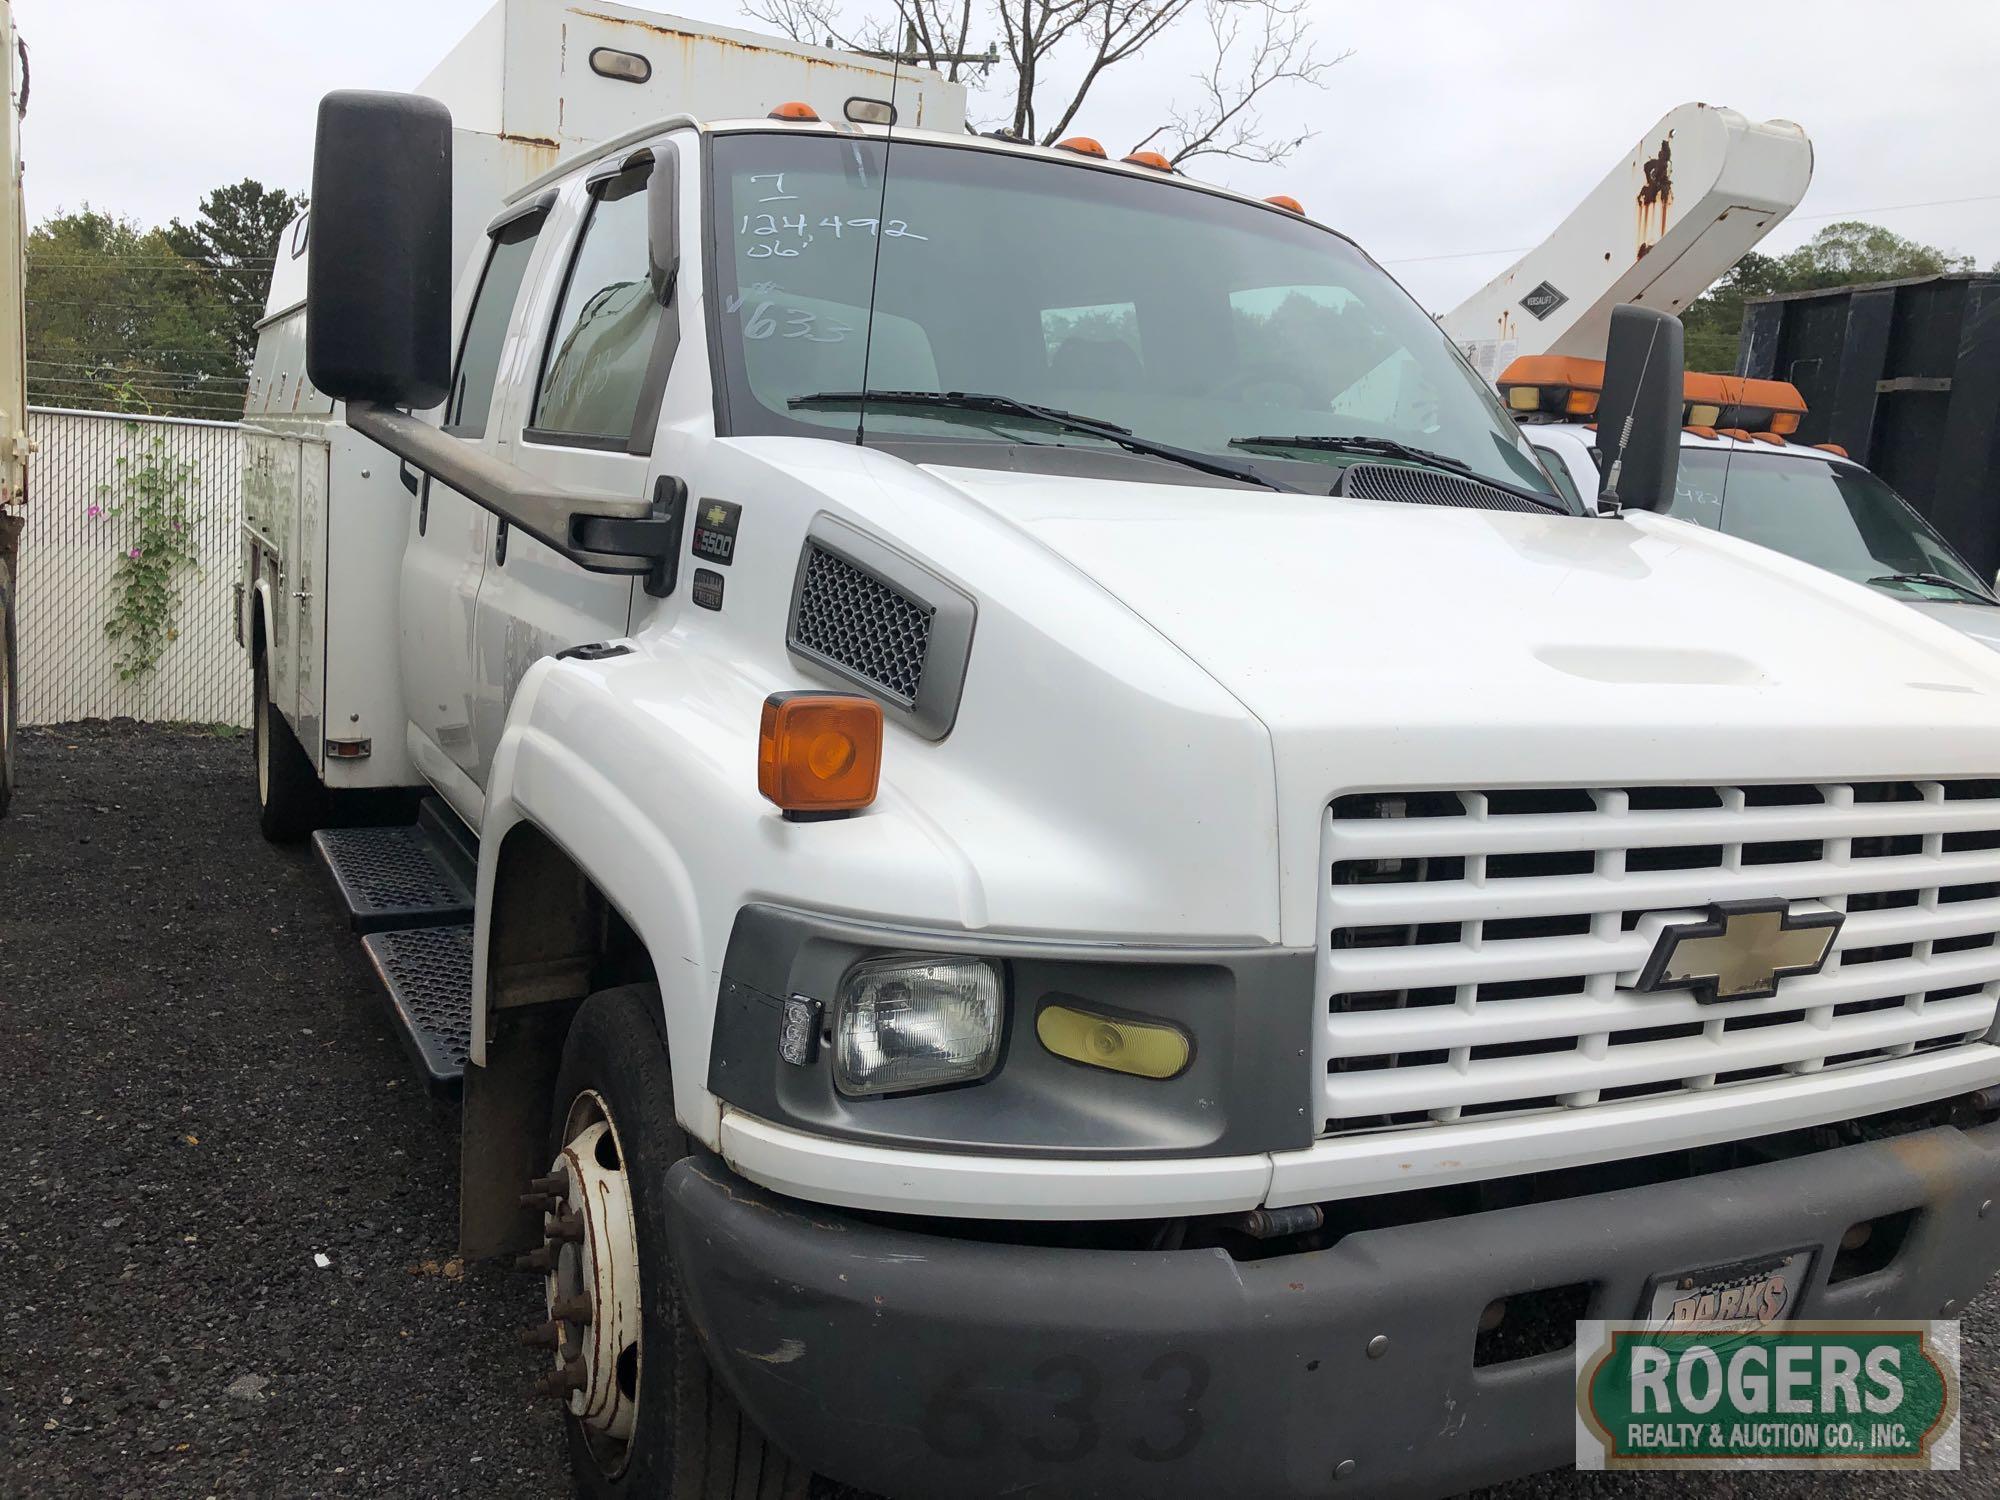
[543,1091,643,1462]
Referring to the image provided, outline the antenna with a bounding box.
[853,27,908,449]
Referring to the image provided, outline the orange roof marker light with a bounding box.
[1683,371,1808,435]
[1499,357,1815,435]
[1683,425,1718,440]
[1814,442,1850,458]
[1055,136,1107,158]
[759,692,883,818]
[1496,355,1604,418]
[768,101,820,121]
[1748,430,1786,446]
[1122,149,1175,172]
[1265,194,1305,215]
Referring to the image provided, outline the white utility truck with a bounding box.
[1440,102,1814,379]
[244,60,2000,1500]
[1503,358,2000,654]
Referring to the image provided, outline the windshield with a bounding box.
[707,132,1557,500]
[1667,450,1995,603]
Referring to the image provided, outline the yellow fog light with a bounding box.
[1035,1004,1190,1080]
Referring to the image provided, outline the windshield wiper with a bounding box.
[1228,432,1565,513]
[791,389,1300,492]
[1868,571,1998,605]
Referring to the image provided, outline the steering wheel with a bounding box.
[1210,360,1319,404]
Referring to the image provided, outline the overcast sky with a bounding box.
[21,0,2000,312]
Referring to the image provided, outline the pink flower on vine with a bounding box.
[87,503,103,519]
[128,546,143,559]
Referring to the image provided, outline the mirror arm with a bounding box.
[346,401,688,595]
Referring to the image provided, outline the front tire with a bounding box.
[541,985,810,1500]
[252,647,321,842]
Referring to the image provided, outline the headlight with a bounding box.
[832,956,1003,1097]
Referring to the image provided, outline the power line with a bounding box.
[28,253,278,266]
[30,359,247,381]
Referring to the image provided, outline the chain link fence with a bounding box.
[17,407,248,726]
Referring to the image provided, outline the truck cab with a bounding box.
[242,87,2000,1500]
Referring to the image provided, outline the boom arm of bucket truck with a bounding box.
[1441,103,1812,379]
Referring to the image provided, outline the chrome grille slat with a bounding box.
[1325,949,2000,1056]
[1326,796,2000,861]
[1327,848,2000,927]
[1315,783,2000,1136]
[1328,994,1994,1115]
[1323,899,2000,992]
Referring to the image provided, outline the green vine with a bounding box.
[95,429,200,681]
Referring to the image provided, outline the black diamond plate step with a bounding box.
[362,923,473,1093]
[312,823,472,933]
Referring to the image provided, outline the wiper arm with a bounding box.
[1229,432,1565,513]
[791,389,1300,492]
[1868,571,1998,604]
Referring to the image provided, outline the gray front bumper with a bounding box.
[666,1119,2000,1499]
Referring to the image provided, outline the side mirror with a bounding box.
[647,143,680,304]
[306,91,453,410]
[1596,304,1684,513]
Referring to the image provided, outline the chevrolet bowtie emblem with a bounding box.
[1636,899,1843,1004]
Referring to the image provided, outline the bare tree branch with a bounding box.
[1136,0,1346,167]
[738,0,1342,166]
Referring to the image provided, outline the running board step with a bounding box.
[361,923,473,1093]
[312,824,473,933]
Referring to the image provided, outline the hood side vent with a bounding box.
[793,543,933,705]
[786,516,978,741]
[1339,461,1551,514]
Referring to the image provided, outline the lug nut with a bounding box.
[529,1172,570,1196]
[512,1246,554,1273]
[535,1358,587,1397]
[550,1212,585,1244]
[519,1192,562,1214]
[518,1320,562,1348]
[551,1293,594,1325]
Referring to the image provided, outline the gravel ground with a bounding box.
[0,720,1994,1499]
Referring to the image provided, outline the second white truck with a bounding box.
[244,64,2000,1500]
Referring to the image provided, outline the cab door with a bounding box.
[467,149,677,781]
[399,199,551,811]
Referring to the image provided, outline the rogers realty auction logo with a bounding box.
[1576,1321,1959,1471]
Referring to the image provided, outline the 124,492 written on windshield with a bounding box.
[706,133,1558,501]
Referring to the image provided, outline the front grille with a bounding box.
[789,543,934,705]
[1338,461,1552,514]
[1315,782,2000,1135]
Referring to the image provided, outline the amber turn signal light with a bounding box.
[758,692,883,815]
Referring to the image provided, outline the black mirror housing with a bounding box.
[306,91,453,410]
[1595,304,1684,513]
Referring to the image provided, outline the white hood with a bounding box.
[918,463,2000,942]
[1903,597,2000,655]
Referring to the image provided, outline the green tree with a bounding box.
[1682,221,1975,373]
[166,178,307,371]
[25,208,241,419]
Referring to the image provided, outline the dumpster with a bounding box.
[1738,273,2000,578]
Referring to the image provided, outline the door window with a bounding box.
[446,215,543,438]
[530,167,664,446]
